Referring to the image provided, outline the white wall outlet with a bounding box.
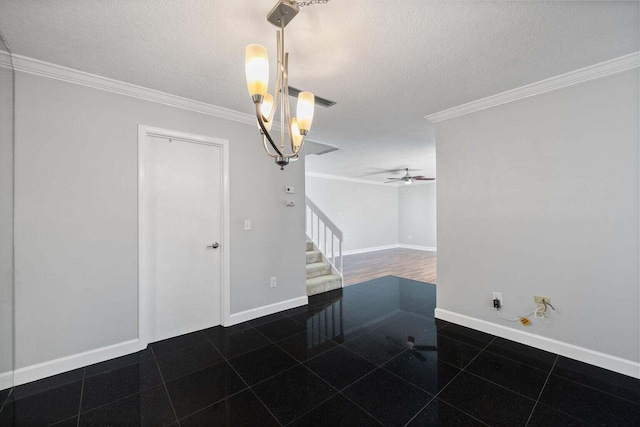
[285,200,295,207]
[492,292,503,306]
[244,220,251,231]
[270,277,277,288]
[285,186,295,194]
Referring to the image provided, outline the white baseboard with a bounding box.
[343,244,437,256]
[343,244,400,256]
[226,296,308,326]
[398,244,437,252]
[0,371,13,390]
[13,339,143,387]
[435,308,640,379]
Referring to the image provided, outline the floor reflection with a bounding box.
[3,276,638,426]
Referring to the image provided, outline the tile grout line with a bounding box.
[546,370,640,407]
[149,345,181,427]
[171,386,257,424]
[70,351,177,417]
[462,370,539,401]
[0,388,12,414]
[337,364,434,427]
[379,349,459,396]
[281,391,338,426]
[212,326,307,391]
[291,350,384,425]
[271,334,337,364]
[248,317,342,367]
[330,392,386,427]
[151,331,211,360]
[335,385,388,426]
[528,401,600,427]
[403,336,497,427]
[279,292,441,424]
[75,367,85,427]
[310,350,417,426]
[227,319,386,427]
[202,334,285,427]
[284,357,389,426]
[524,354,559,427]
[479,344,557,374]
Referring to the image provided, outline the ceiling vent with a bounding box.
[313,146,338,155]
[288,86,336,108]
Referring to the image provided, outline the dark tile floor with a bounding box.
[1,276,639,426]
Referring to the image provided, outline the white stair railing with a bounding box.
[306,197,343,276]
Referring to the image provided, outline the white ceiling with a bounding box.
[0,0,638,182]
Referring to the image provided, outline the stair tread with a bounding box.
[306,274,342,296]
[306,262,331,268]
[306,274,341,284]
[306,251,322,264]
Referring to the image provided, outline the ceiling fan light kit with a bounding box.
[245,0,327,170]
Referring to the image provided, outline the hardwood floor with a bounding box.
[342,248,437,286]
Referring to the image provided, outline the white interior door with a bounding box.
[141,134,223,343]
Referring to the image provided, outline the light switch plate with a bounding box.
[244,220,251,231]
[286,186,294,194]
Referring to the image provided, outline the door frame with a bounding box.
[137,125,231,349]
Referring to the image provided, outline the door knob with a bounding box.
[207,242,219,249]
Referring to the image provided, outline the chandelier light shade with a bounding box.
[245,44,269,97]
[245,0,316,169]
[296,91,315,131]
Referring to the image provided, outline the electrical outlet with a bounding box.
[492,292,503,308]
[270,277,277,288]
[534,295,551,317]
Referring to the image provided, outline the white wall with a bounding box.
[436,69,639,368]
[398,184,437,248]
[305,175,399,252]
[12,72,307,371]
[0,63,14,383]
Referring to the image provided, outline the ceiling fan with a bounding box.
[384,335,437,362]
[386,168,435,185]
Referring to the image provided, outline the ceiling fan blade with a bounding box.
[413,345,437,351]
[386,178,403,181]
[384,336,406,347]
[410,350,428,362]
[413,177,435,180]
[356,168,410,178]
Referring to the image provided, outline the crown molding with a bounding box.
[425,52,640,123]
[0,50,12,70]
[306,172,390,186]
[305,171,434,186]
[8,53,258,126]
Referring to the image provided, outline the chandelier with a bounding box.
[245,0,320,170]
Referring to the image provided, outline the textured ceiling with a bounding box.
[0,0,638,182]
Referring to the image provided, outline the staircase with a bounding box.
[306,239,342,295]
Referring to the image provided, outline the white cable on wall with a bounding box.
[495,301,554,323]
[496,308,534,322]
